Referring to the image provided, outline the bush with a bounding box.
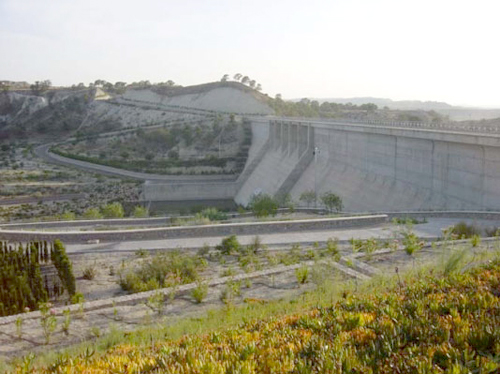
[132,206,149,218]
[191,282,208,303]
[101,202,125,218]
[326,238,339,257]
[295,266,309,284]
[320,192,343,213]
[216,235,241,255]
[82,207,103,220]
[119,251,206,293]
[450,222,482,239]
[402,232,423,256]
[470,234,481,248]
[82,265,97,280]
[60,211,76,220]
[299,190,316,208]
[249,194,279,217]
[198,207,227,221]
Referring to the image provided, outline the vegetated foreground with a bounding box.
[16,261,500,373]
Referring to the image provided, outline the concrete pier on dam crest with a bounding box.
[142,118,500,212]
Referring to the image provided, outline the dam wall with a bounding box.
[143,117,500,212]
[142,121,269,202]
[284,120,500,211]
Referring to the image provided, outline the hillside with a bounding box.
[0,82,273,143]
[300,96,500,121]
[10,260,499,373]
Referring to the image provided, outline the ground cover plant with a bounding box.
[10,256,500,373]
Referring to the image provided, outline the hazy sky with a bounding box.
[1,0,499,107]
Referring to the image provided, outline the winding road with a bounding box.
[34,143,238,182]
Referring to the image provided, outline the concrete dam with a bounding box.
[143,117,500,211]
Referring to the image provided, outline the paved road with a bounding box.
[34,144,238,182]
[65,218,498,254]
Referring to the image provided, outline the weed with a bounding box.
[221,267,236,277]
[295,266,309,284]
[135,249,149,258]
[39,302,57,344]
[450,221,482,239]
[15,317,23,339]
[444,248,468,275]
[82,264,97,280]
[62,309,71,336]
[90,326,101,339]
[191,282,209,304]
[326,237,339,256]
[470,234,481,248]
[147,291,165,315]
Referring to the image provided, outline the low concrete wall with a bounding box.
[0,215,388,243]
[386,211,500,221]
[143,180,238,201]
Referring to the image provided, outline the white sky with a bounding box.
[1,0,499,107]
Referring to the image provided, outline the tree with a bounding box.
[221,74,229,82]
[0,82,10,93]
[320,192,343,213]
[249,193,279,217]
[233,73,242,81]
[299,190,317,208]
[241,76,250,85]
[275,93,282,100]
[30,80,51,96]
[249,80,256,88]
[256,83,262,91]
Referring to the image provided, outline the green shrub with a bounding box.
[82,265,97,280]
[60,211,76,220]
[101,202,125,218]
[249,194,279,217]
[450,221,482,239]
[119,251,206,293]
[402,232,423,256]
[295,266,309,284]
[82,207,103,220]
[198,207,227,221]
[191,282,208,303]
[326,238,339,256]
[320,192,343,213]
[70,292,85,304]
[470,234,481,248]
[216,235,241,255]
[132,206,149,218]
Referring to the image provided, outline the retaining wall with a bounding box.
[0,215,388,243]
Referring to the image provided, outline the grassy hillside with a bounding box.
[11,260,500,373]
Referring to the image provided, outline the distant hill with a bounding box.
[293,97,500,121]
